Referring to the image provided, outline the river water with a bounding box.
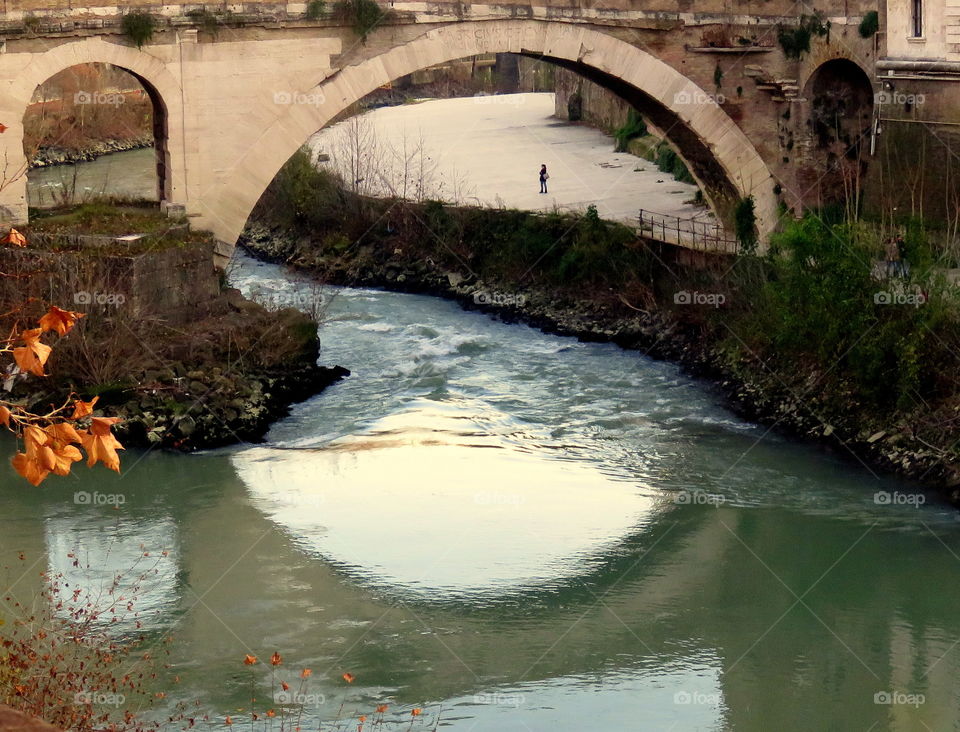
[10,97,960,730]
[2,253,960,730]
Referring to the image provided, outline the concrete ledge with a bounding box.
[878,57,960,74]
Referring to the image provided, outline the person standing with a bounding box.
[895,233,909,277]
[884,236,900,278]
[539,164,549,194]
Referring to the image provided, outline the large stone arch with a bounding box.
[2,37,182,221]
[197,20,779,250]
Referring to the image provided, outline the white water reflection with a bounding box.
[441,665,726,730]
[44,514,179,632]
[234,403,659,600]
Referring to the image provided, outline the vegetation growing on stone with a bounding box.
[859,10,880,38]
[306,0,326,19]
[613,109,648,152]
[651,143,695,184]
[733,195,757,253]
[777,13,829,60]
[186,8,226,38]
[121,11,156,48]
[333,0,390,39]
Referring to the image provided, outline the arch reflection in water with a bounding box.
[233,404,661,601]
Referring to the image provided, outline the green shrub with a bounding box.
[186,8,222,37]
[261,147,348,231]
[654,143,695,184]
[121,11,156,48]
[333,0,389,39]
[734,195,757,253]
[727,215,960,412]
[613,109,648,152]
[859,10,880,38]
[306,0,326,19]
[777,13,829,60]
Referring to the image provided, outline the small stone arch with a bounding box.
[796,57,875,209]
[2,38,182,223]
[198,20,779,250]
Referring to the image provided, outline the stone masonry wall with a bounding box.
[550,64,631,133]
[2,1,881,22]
[0,240,221,325]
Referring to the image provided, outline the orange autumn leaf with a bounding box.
[49,442,82,477]
[2,228,26,247]
[243,654,257,666]
[358,715,366,722]
[224,717,233,726]
[12,451,49,486]
[79,416,124,472]
[45,421,82,446]
[280,682,290,691]
[30,423,83,477]
[270,652,282,666]
[11,426,55,484]
[410,709,421,717]
[341,672,354,683]
[375,705,388,714]
[13,328,51,377]
[265,710,276,718]
[71,396,99,419]
[23,424,46,454]
[300,669,312,678]
[39,306,84,336]
[0,405,10,428]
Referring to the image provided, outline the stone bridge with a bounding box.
[0,1,879,257]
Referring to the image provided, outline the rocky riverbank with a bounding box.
[17,283,350,453]
[113,362,348,451]
[111,347,350,452]
[106,286,350,451]
[29,135,154,169]
[240,221,960,504]
[5,204,350,453]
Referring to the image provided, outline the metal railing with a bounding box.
[637,209,739,253]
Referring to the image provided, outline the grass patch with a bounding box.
[21,200,211,254]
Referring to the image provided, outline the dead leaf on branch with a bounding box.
[39,306,85,336]
[10,415,121,484]
[2,228,27,247]
[79,416,124,473]
[12,328,51,377]
[71,396,99,420]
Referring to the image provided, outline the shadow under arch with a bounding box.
[796,57,874,210]
[8,37,182,216]
[201,20,779,249]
